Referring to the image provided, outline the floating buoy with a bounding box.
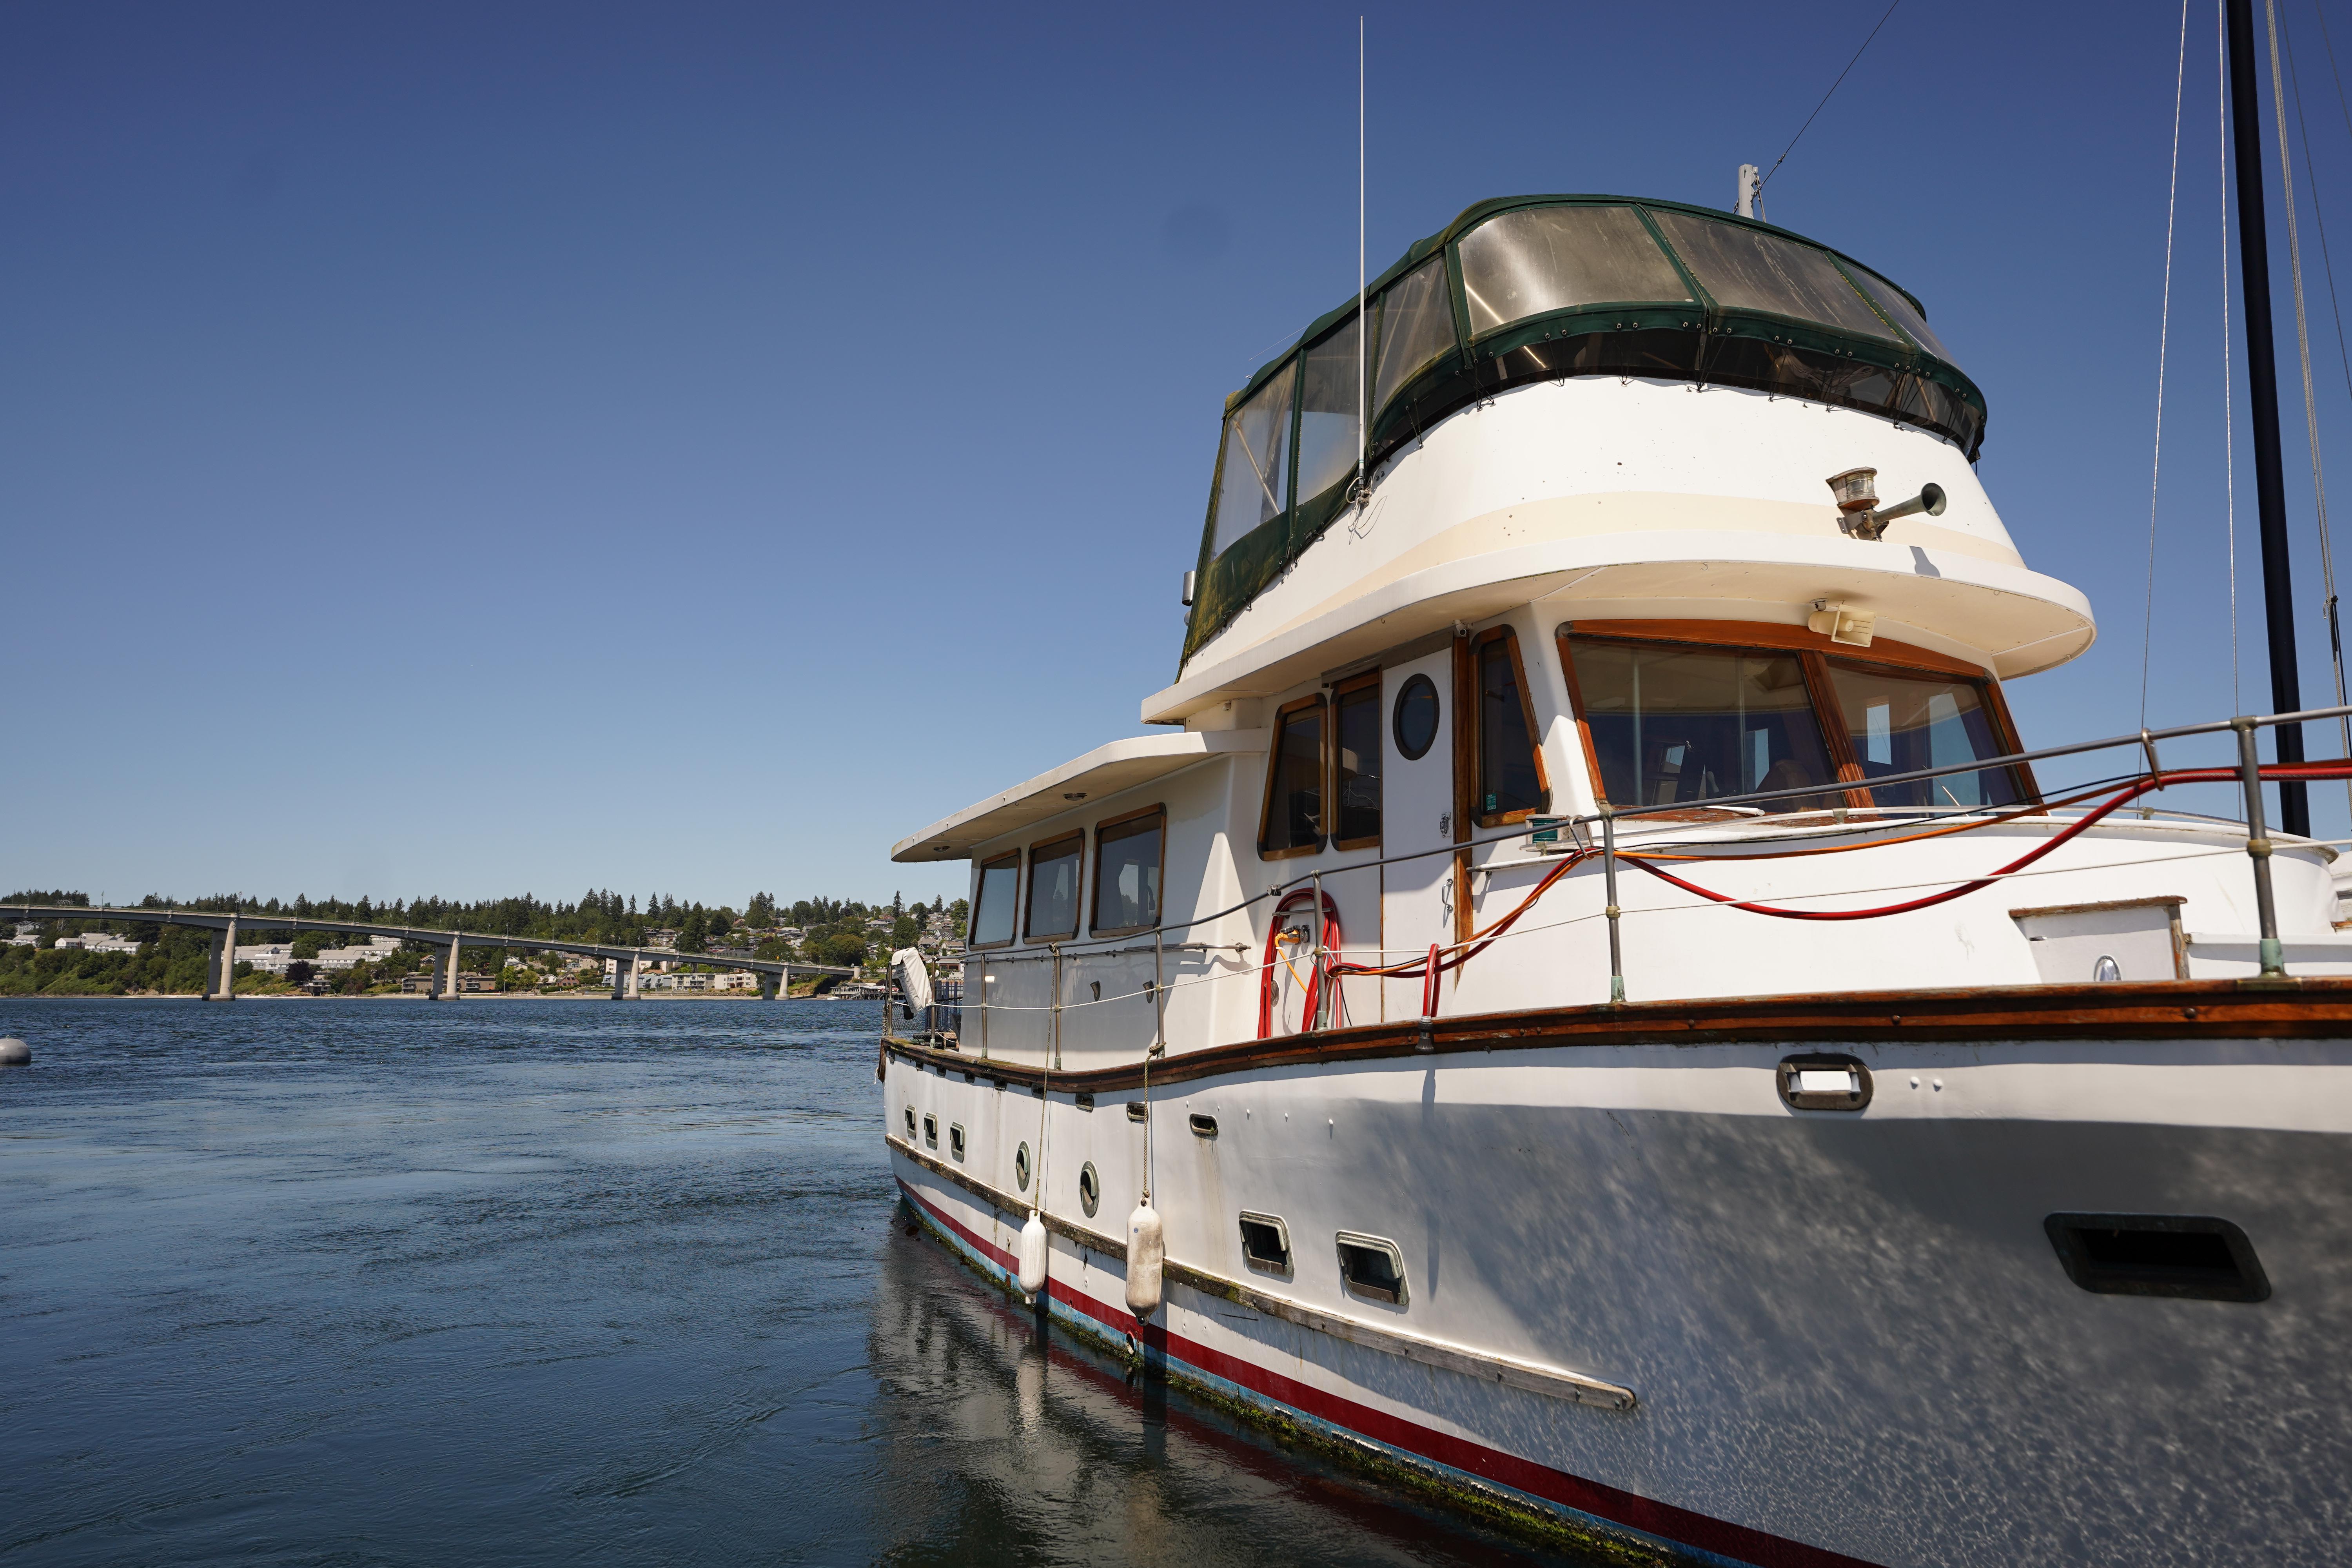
[0,1037,27,1067]
[1125,1198,1164,1319]
[1017,1210,1049,1300]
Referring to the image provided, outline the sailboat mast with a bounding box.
[2226,0,2310,836]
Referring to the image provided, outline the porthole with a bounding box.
[904,1107,916,1139]
[923,1113,938,1151]
[1014,1141,1032,1191]
[1189,1113,1219,1139]
[949,1123,966,1162]
[1078,1161,1101,1218]
[1392,673,1440,760]
[1239,1211,1292,1274]
[1336,1230,1408,1306]
[1125,1102,1147,1122]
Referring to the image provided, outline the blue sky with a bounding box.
[8,0,2352,909]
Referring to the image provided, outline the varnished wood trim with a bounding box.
[885,977,2352,1096]
[1565,618,1990,679]
[885,1134,1635,1409]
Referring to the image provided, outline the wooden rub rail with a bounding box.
[886,1134,1637,1412]
[886,977,2352,1096]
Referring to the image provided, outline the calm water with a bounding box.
[0,1000,1603,1567]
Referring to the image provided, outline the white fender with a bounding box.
[1124,1199,1164,1318]
[1017,1210,1049,1298]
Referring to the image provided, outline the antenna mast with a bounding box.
[1356,15,1367,503]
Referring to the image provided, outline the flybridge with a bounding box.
[1185,194,1985,659]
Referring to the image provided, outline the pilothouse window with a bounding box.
[1372,257,1455,412]
[1822,661,2025,809]
[1295,325,1364,508]
[1567,637,1837,809]
[1333,676,1382,847]
[1645,211,1891,341]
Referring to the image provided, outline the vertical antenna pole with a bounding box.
[1356,15,1367,501]
[2227,0,2311,836]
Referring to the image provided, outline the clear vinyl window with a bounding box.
[1208,365,1295,557]
[1457,205,1690,336]
[1372,257,1455,413]
[1646,211,1891,341]
[1296,323,1364,508]
[1024,834,1082,942]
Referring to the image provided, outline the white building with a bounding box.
[54,932,140,954]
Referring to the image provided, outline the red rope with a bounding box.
[1623,762,2352,920]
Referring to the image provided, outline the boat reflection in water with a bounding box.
[863,1210,1606,1566]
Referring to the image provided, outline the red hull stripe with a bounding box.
[896,1173,1881,1568]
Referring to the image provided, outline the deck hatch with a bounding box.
[2044,1213,2270,1302]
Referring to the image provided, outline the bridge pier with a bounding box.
[204,916,240,1001]
[760,970,779,1001]
[430,935,466,1000]
[608,955,626,1000]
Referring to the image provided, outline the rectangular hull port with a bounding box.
[2044,1213,2270,1302]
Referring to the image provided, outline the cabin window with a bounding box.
[1295,323,1364,507]
[1091,806,1164,935]
[1336,1232,1408,1306]
[1332,674,1382,847]
[1472,630,1547,824]
[1392,673,1440,760]
[1259,696,1327,858]
[1024,833,1083,942]
[1372,257,1455,412]
[1015,1140,1032,1191]
[1645,211,1891,341]
[904,1107,916,1139]
[1239,1212,1292,1274]
[970,851,1020,948]
[1078,1162,1101,1218]
[1457,205,1690,337]
[1565,636,1838,808]
[1208,365,1295,557]
[923,1113,938,1151]
[1822,660,2025,809]
[948,1123,966,1162]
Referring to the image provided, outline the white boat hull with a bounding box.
[884,992,2352,1567]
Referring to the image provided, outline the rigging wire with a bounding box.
[2145,0,2192,729]
[2279,0,2352,814]
[2224,0,2244,709]
[1754,0,1904,200]
[1355,15,1367,503]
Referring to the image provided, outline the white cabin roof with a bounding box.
[891,730,1266,864]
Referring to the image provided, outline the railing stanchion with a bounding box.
[1601,809,1625,1004]
[2234,717,2288,977]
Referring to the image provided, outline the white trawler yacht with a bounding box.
[882,192,2352,1566]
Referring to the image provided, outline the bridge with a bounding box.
[1,905,857,1001]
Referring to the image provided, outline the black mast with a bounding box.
[2227,0,2310,836]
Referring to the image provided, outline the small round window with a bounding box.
[1014,1142,1033,1191]
[1393,673,1440,760]
[1078,1161,1101,1218]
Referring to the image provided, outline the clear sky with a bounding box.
[9,0,2352,910]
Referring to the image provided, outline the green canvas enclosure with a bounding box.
[1182,194,1988,664]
